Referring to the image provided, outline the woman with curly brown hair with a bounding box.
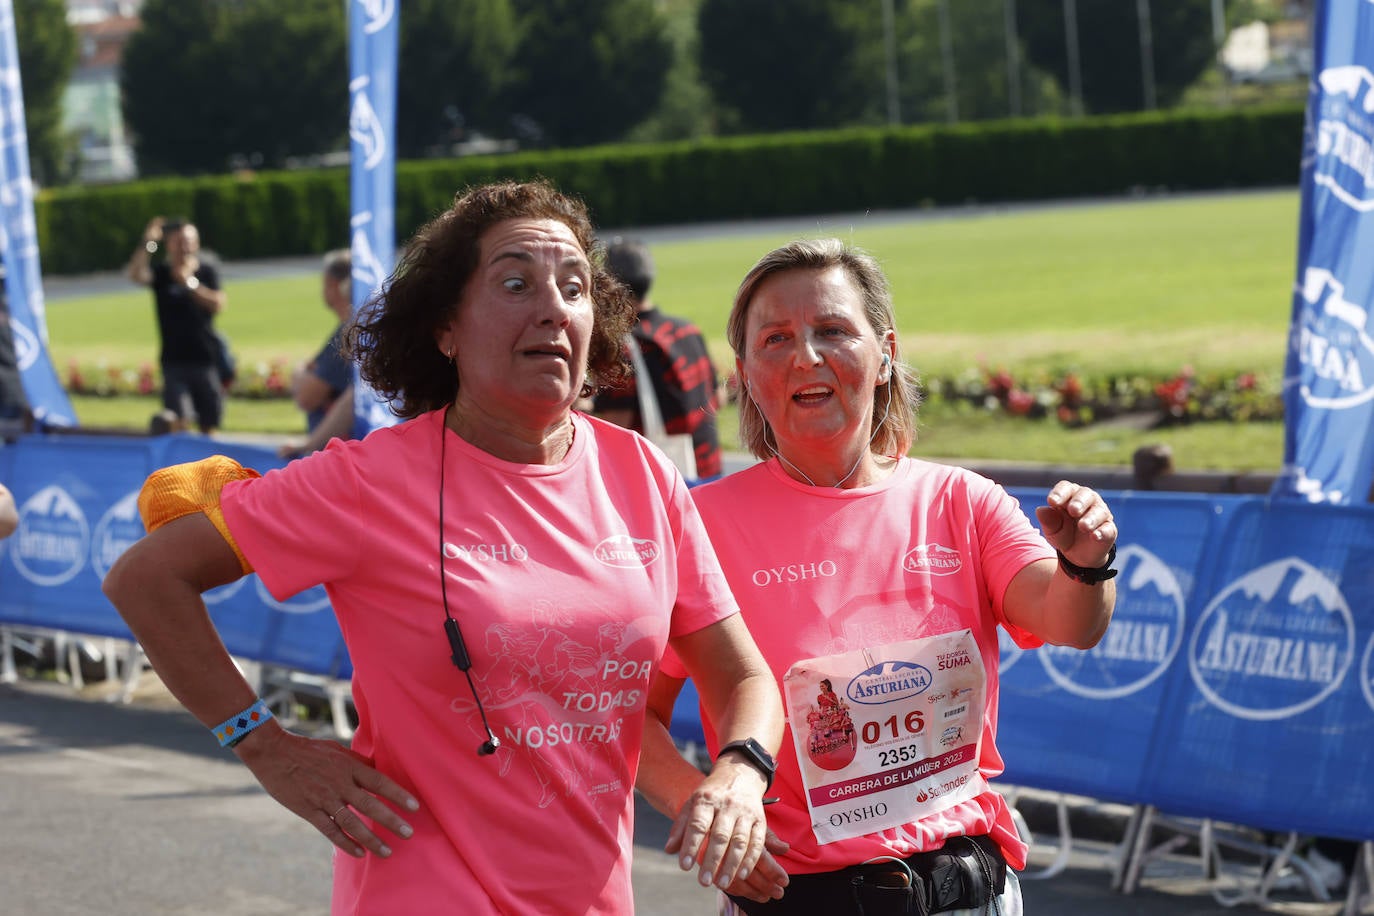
[103,180,783,915]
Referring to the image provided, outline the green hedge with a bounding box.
[38,104,1304,275]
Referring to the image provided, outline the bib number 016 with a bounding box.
[860,710,925,745]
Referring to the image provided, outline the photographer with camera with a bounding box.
[127,216,229,434]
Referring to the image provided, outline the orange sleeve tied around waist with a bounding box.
[137,455,261,575]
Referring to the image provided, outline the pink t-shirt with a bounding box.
[221,410,738,915]
[663,457,1053,873]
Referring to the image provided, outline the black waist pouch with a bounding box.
[731,834,1007,915]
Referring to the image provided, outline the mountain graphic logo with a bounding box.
[1189,557,1353,721]
[1040,544,1185,700]
[90,491,144,581]
[11,485,89,587]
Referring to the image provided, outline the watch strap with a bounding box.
[1056,544,1119,585]
[717,738,776,790]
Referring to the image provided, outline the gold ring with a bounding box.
[330,804,349,821]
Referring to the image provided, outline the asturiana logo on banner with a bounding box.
[10,316,39,372]
[91,490,144,580]
[1313,66,1374,212]
[1189,557,1353,720]
[845,660,932,705]
[349,76,387,170]
[1041,544,1185,700]
[1362,632,1374,714]
[358,0,394,33]
[1291,267,1374,410]
[12,485,89,586]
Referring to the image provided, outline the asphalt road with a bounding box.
[0,671,1354,916]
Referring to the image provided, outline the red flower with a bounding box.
[138,364,156,396]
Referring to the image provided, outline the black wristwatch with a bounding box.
[1056,544,1119,585]
[717,738,777,790]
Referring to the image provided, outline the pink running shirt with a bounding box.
[664,457,1054,873]
[221,410,738,914]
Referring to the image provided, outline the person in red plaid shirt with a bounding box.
[591,238,723,479]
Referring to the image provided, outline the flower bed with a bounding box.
[67,359,293,401]
[924,366,1283,428]
[68,360,1284,429]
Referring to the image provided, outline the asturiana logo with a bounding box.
[91,490,144,580]
[846,660,932,705]
[11,318,39,372]
[1313,66,1374,212]
[594,534,661,568]
[12,485,89,587]
[1290,267,1374,411]
[1041,544,1185,700]
[902,544,962,576]
[1189,557,1353,721]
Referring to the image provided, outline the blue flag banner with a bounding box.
[0,0,73,428]
[348,0,400,437]
[1272,0,1374,504]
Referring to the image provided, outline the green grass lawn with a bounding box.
[45,190,1299,470]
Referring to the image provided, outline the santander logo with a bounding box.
[594,534,661,568]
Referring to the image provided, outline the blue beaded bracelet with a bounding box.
[213,699,273,748]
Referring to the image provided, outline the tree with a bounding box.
[395,0,519,158]
[121,1,233,175]
[623,0,716,143]
[1018,0,1216,113]
[218,0,346,168]
[123,0,345,175]
[14,0,77,186]
[697,0,885,134]
[897,0,1064,124]
[505,0,672,147]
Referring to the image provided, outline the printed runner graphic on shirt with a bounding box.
[447,599,653,817]
[784,630,986,844]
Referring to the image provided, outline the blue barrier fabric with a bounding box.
[671,486,1374,843]
[1138,498,1374,842]
[997,490,1239,805]
[1272,0,1374,505]
[1,435,351,679]
[6,438,1373,840]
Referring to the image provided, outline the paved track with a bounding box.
[2,673,1353,915]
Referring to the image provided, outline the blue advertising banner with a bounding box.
[1272,0,1374,504]
[1140,498,1374,842]
[996,491,1240,804]
[348,0,400,437]
[3,437,1373,840]
[0,0,74,428]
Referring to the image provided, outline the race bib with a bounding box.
[783,629,986,844]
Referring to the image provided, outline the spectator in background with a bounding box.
[0,258,33,440]
[591,238,722,479]
[290,250,354,434]
[0,481,16,539]
[126,217,228,435]
[278,250,357,460]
